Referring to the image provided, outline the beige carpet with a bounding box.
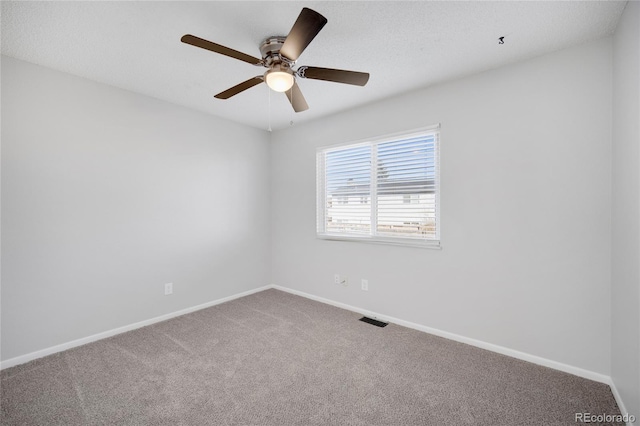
[0,289,622,425]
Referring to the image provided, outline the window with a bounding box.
[316,126,440,248]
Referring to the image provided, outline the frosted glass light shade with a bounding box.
[265,69,294,92]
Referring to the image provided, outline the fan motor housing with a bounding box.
[260,36,290,66]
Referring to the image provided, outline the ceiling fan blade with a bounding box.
[298,66,369,86]
[285,80,309,112]
[214,76,264,99]
[280,8,327,61]
[181,34,262,65]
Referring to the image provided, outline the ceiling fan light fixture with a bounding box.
[182,7,369,113]
[265,66,294,92]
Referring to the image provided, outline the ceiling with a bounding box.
[1,1,626,131]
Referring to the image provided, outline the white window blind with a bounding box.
[317,126,440,247]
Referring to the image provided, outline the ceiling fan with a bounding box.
[181,7,370,112]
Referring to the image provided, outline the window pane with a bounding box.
[376,134,437,239]
[325,145,371,235]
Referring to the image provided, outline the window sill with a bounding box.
[316,234,441,249]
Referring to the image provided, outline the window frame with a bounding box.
[316,125,441,249]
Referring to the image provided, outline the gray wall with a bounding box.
[612,0,640,418]
[1,56,271,360]
[270,38,613,376]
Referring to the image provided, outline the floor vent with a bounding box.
[359,316,388,327]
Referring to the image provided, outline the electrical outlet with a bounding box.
[334,274,340,285]
[361,279,369,291]
[164,283,173,295]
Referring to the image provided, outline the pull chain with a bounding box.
[267,86,272,132]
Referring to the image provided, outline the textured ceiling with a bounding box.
[1,1,626,131]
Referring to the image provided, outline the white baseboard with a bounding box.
[270,284,613,385]
[607,378,634,426]
[0,285,271,370]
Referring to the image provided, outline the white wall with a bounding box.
[612,0,640,418]
[270,38,613,375]
[1,56,271,361]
